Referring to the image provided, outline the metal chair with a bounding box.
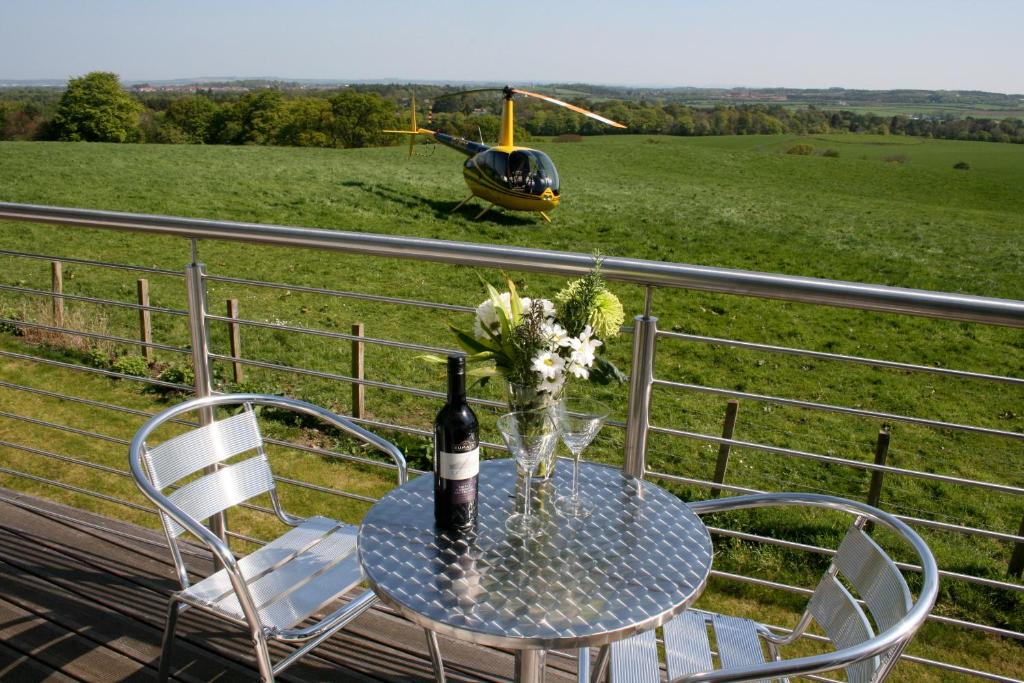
[596,492,939,683]
[128,393,446,682]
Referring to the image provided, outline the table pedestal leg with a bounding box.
[514,649,546,682]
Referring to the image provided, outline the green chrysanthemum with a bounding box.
[589,289,624,338]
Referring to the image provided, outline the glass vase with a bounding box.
[505,380,562,481]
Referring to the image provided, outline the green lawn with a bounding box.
[0,135,1022,680]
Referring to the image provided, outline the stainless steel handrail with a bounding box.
[2,202,1022,326]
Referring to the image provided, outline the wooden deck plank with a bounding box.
[0,490,584,682]
[0,639,78,683]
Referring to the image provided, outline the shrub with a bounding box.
[112,354,151,377]
[157,364,195,387]
[822,149,840,158]
[553,133,584,143]
[786,143,814,156]
[953,161,971,170]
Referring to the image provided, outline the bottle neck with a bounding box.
[447,357,466,404]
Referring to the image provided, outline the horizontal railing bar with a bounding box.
[2,203,1021,327]
[0,247,184,277]
[0,465,151,513]
[647,469,762,494]
[653,378,1024,441]
[204,273,476,313]
[898,655,1024,683]
[648,424,1024,496]
[274,476,379,504]
[0,283,188,316]
[262,436,403,473]
[0,317,190,354]
[710,569,1024,640]
[207,352,509,409]
[0,410,129,445]
[204,314,455,355]
[0,380,197,426]
[0,439,132,479]
[657,330,1024,386]
[647,469,1024,543]
[0,350,192,390]
[704,525,1024,593]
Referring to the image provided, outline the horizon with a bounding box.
[1,1,1022,94]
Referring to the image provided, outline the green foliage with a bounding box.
[111,354,150,377]
[50,72,142,142]
[954,160,971,170]
[328,90,397,148]
[156,364,194,387]
[786,143,814,155]
[822,148,840,158]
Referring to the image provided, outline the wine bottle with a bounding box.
[434,354,480,529]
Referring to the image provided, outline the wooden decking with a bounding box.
[0,490,581,682]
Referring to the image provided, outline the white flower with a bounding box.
[540,369,566,394]
[531,350,565,380]
[473,292,530,339]
[568,325,603,367]
[542,321,572,348]
[537,298,556,320]
[567,360,590,379]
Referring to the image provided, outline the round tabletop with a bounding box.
[358,459,713,650]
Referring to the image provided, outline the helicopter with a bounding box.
[384,86,625,222]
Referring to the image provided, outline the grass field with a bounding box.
[0,135,1022,680]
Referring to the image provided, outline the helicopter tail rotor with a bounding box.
[383,92,435,155]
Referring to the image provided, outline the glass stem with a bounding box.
[571,453,581,501]
[523,471,532,521]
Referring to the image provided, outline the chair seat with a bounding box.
[611,610,774,683]
[182,515,364,633]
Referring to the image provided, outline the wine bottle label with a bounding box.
[439,447,479,480]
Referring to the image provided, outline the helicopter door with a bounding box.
[507,150,559,196]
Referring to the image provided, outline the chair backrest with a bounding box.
[805,522,914,683]
[135,403,276,588]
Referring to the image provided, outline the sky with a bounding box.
[1,0,1022,93]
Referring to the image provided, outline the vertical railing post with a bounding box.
[351,322,364,419]
[185,252,226,551]
[711,400,740,497]
[865,428,890,533]
[227,299,244,384]
[624,289,657,480]
[137,279,153,363]
[51,260,64,327]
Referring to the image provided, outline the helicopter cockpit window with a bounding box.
[507,150,560,196]
[475,150,508,186]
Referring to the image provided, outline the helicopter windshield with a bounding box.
[506,150,559,196]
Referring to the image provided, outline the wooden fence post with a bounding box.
[227,299,244,384]
[137,279,153,362]
[51,261,63,327]
[865,428,891,532]
[711,400,740,497]
[1009,515,1024,577]
[351,322,364,419]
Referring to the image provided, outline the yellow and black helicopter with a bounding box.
[385,86,625,222]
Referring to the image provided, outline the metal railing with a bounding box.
[0,201,1022,681]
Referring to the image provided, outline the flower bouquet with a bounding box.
[444,264,626,477]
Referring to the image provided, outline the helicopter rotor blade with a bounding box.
[511,88,626,128]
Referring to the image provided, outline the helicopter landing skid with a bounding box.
[451,195,475,213]
[539,212,552,223]
[473,203,494,220]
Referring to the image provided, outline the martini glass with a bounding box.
[553,397,609,518]
[497,410,559,538]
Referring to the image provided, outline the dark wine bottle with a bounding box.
[434,354,479,529]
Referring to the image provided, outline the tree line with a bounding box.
[2,72,1022,146]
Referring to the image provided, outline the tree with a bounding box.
[328,90,396,148]
[50,72,142,142]
[163,95,218,143]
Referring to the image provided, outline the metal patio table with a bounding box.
[358,459,714,682]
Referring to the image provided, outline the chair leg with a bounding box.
[591,644,610,683]
[251,626,275,682]
[577,647,590,683]
[158,598,182,682]
[424,628,446,683]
